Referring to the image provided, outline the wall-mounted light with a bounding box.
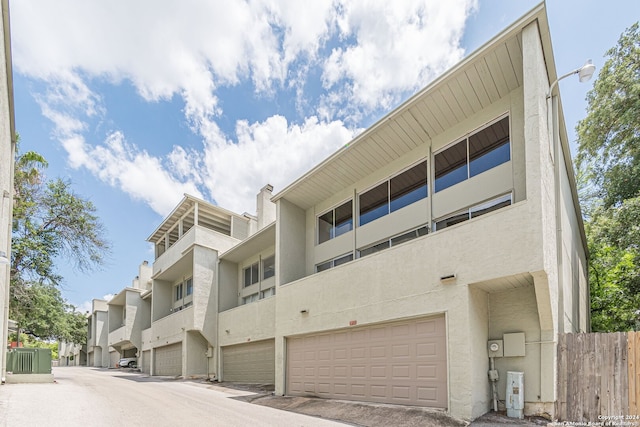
[440,274,456,282]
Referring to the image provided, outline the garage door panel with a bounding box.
[154,342,182,376]
[222,339,274,383]
[287,316,447,408]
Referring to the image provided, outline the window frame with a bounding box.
[358,159,428,227]
[317,199,353,244]
[243,262,259,287]
[315,252,354,273]
[434,115,511,193]
[357,225,429,259]
[262,255,275,280]
[434,193,513,231]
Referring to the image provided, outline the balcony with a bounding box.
[218,297,276,346]
[151,305,195,345]
[153,226,240,275]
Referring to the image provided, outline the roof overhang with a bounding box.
[272,3,553,211]
[220,222,276,263]
[146,193,249,244]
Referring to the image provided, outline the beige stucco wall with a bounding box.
[0,0,14,384]
[275,200,547,420]
[218,296,276,347]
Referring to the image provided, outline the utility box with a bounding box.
[6,348,52,374]
[503,332,525,357]
[506,371,524,419]
[487,340,503,357]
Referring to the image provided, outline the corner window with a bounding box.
[359,160,428,226]
[435,193,512,231]
[262,255,275,280]
[316,253,354,273]
[435,116,510,192]
[318,200,353,244]
[243,262,259,287]
[185,278,193,296]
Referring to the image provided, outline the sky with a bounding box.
[8,1,640,314]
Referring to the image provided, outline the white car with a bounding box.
[119,357,137,368]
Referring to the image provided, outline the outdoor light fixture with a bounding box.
[547,59,595,98]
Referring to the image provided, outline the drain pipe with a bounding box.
[489,357,499,412]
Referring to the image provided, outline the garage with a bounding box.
[222,339,275,383]
[154,342,182,376]
[287,316,447,408]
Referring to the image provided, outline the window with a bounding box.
[318,200,353,244]
[175,283,183,301]
[243,262,259,287]
[359,160,428,226]
[261,287,275,299]
[316,253,354,273]
[435,116,510,192]
[243,293,258,305]
[357,226,429,258]
[262,255,275,280]
[434,193,512,231]
[185,278,193,296]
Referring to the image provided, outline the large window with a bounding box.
[435,116,510,192]
[358,226,429,258]
[185,278,193,296]
[243,262,259,287]
[359,160,428,226]
[434,193,512,231]
[316,253,354,273]
[318,200,353,244]
[175,283,183,301]
[262,255,275,280]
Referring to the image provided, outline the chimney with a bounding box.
[256,184,276,231]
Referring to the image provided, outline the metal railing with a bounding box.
[6,348,52,374]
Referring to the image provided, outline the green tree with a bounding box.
[576,22,640,331]
[9,147,109,342]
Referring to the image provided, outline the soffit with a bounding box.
[220,223,276,263]
[273,5,550,211]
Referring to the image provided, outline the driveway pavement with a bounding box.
[0,367,551,426]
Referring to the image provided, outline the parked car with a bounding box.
[119,357,137,368]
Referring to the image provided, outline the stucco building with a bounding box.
[86,298,110,367]
[0,0,15,385]
[89,3,588,421]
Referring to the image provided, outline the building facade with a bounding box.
[87,4,588,421]
[87,299,110,367]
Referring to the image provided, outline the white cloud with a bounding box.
[200,116,356,213]
[10,0,475,216]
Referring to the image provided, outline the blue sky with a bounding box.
[8,0,640,313]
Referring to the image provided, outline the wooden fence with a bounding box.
[557,332,640,421]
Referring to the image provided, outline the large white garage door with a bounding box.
[222,339,275,383]
[154,342,182,376]
[287,316,447,408]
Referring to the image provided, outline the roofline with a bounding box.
[146,193,248,242]
[272,2,547,204]
[219,221,276,260]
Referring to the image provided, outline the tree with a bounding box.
[576,22,640,331]
[9,146,110,342]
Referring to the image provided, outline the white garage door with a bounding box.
[287,316,447,408]
[222,339,275,383]
[154,342,182,376]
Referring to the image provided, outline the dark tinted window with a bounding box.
[359,182,388,226]
[435,140,467,192]
[390,161,428,213]
[469,117,510,177]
